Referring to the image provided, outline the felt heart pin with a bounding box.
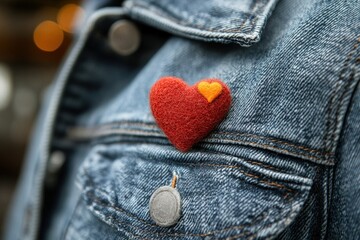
[150,77,231,152]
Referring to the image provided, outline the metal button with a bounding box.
[46,151,65,187]
[149,186,181,227]
[48,151,65,174]
[108,20,141,56]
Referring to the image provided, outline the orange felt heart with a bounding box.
[197,81,223,103]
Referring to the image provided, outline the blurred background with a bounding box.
[0,0,84,236]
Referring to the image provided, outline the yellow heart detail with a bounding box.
[197,81,223,103]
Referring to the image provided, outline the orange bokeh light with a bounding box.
[57,4,84,33]
[33,21,64,52]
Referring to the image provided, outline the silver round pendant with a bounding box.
[149,186,181,227]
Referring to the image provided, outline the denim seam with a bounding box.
[123,1,279,46]
[82,189,301,239]
[98,132,325,163]
[89,206,254,238]
[330,72,355,150]
[324,167,334,240]
[226,231,252,240]
[97,146,310,192]
[79,200,148,240]
[149,2,252,33]
[184,163,294,193]
[67,123,328,162]
[330,52,360,153]
[91,155,294,193]
[209,137,325,164]
[71,122,325,154]
[196,147,312,185]
[323,43,354,153]
[78,121,325,155]
[126,0,259,34]
[324,36,360,162]
[82,193,267,238]
[102,139,283,172]
[80,159,304,237]
[80,169,276,236]
[199,149,284,174]
[79,162,301,233]
[91,140,295,177]
[100,131,325,163]
[215,132,326,154]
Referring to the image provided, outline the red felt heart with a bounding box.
[150,76,231,152]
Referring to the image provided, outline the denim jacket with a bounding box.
[5,0,360,239]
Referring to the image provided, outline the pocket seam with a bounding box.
[97,148,308,193]
[81,172,273,237]
[70,121,324,153]
[82,188,301,238]
[67,121,332,164]
[83,188,264,238]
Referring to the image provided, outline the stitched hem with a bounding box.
[323,36,360,162]
[124,0,279,46]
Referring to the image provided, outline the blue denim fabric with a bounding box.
[4,0,360,239]
[124,0,279,46]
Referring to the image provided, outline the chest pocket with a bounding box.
[59,0,342,239]
[70,143,314,239]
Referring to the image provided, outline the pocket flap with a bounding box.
[124,0,279,46]
[76,144,314,239]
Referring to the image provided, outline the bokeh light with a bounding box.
[0,64,12,111]
[57,4,84,33]
[33,20,64,52]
